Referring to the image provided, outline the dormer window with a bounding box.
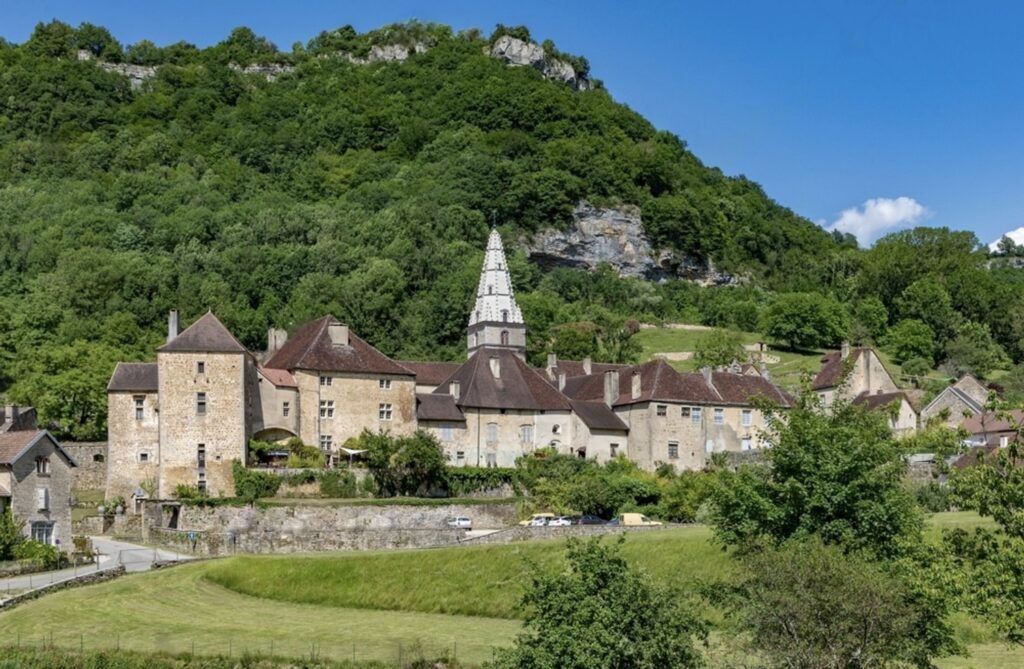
[501,330,510,345]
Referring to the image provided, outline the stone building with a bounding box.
[851,391,919,437]
[920,375,990,428]
[106,228,797,497]
[0,430,76,547]
[811,344,900,408]
[0,405,37,433]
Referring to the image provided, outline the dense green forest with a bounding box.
[2,20,1023,439]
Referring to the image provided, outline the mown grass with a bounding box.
[204,526,724,619]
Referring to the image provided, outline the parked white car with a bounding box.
[547,516,572,527]
[447,517,472,529]
[528,517,549,527]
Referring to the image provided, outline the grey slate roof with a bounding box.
[107,362,158,392]
[416,393,466,422]
[158,312,248,354]
[434,348,572,412]
[569,400,628,432]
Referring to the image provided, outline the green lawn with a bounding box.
[0,517,1018,668]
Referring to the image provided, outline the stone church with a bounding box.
[106,229,792,500]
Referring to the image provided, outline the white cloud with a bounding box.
[989,226,1024,251]
[828,197,931,245]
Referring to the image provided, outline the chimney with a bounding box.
[701,366,713,385]
[450,380,461,401]
[631,371,641,400]
[558,372,566,392]
[840,341,851,360]
[604,370,620,407]
[328,323,349,346]
[759,362,770,380]
[489,356,501,379]
[547,352,557,370]
[266,328,288,356]
[583,356,592,375]
[167,310,179,343]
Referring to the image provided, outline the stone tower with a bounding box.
[467,228,526,358]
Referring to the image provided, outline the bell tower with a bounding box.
[467,228,527,359]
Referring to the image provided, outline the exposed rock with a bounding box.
[527,202,742,285]
[229,62,295,82]
[489,35,592,91]
[77,49,157,91]
[340,42,429,65]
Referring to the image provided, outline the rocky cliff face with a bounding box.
[489,36,592,91]
[527,202,742,285]
[229,62,295,81]
[337,42,429,65]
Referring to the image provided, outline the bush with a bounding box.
[359,430,447,497]
[231,461,282,501]
[13,540,66,569]
[444,466,517,495]
[915,481,951,513]
[0,507,25,560]
[318,469,358,498]
[173,485,206,501]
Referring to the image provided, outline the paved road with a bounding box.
[0,536,193,595]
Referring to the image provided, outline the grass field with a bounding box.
[0,517,1019,668]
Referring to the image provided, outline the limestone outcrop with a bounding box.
[229,62,295,81]
[527,202,742,285]
[340,42,429,65]
[489,35,592,91]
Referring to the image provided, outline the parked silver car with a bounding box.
[447,517,472,529]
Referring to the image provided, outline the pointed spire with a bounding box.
[469,229,524,327]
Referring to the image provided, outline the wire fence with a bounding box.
[0,631,477,667]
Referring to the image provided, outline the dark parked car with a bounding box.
[574,515,608,525]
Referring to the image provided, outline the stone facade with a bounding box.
[105,392,160,500]
[62,442,108,492]
[430,408,574,468]
[920,375,990,428]
[156,351,252,499]
[0,432,75,548]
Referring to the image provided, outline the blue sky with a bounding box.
[4,0,1022,247]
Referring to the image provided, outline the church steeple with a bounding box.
[467,228,527,358]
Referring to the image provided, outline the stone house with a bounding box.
[920,375,991,428]
[0,430,76,547]
[851,391,919,436]
[0,405,37,433]
[811,344,899,408]
[953,409,1024,470]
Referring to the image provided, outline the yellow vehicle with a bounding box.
[616,513,663,526]
[520,513,556,527]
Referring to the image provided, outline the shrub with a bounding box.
[318,469,358,498]
[174,484,206,501]
[444,466,516,495]
[14,540,66,569]
[915,481,951,513]
[0,507,25,560]
[231,461,282,501]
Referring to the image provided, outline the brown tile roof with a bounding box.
[434,348,572,411]
[0,431,76,467]
[265,316,413,377]
[852,391,909,411]
[158,312,248,354]
[952,444,1024,469]
[399,361,462,388]
[416,393,466,422]
[810,348,868,390]
[542,359,629,384]
[258,367,297,388]
[107,362,158,392]
[570,400,628,431]
[563,359,791,408]
[961,410,1024,436]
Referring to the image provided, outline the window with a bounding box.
[486,422,498,444]
[138,452,150,463]
[379,378,392,390]
[456,451,465,462]
[519,424,534,443]
[680,406,691,418]
[741,409,752,427]
[691,407,702,423]
[134,396,145,420]
[441,424,454,442]
[500,330,510,345]
[197,477,207,493]
[31,522,53,545]
[319,400,334,418]
[501,310,509,322]
[656,405,667,417]
[282,401,290,417]
[196,392,207,416]
[92,453,104,463]
[552,424,561,435]
[741,437,752,451]
[197,445,206,469]
[319,434,333,451]
[487,285,493,295]
[610,443,619,458]
[36,487,49,511]
[668,441,679,459]
[378,403,393,421]
[35,457,49,475]
[196,361,205,375]
[320,375,332,386]
[713,408,724,425]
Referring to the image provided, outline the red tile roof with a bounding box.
[0,431,76,467]
[961,410,1024,436]
[265,316,413,376]
[810,348,869,390]
[399,361,462,388]
[258,367,297,388]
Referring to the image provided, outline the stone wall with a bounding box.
[0,566,126,610]
[9,434,74,548]
[63,442,107,492]
[106,391,160,501]
[461,523,677,545]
